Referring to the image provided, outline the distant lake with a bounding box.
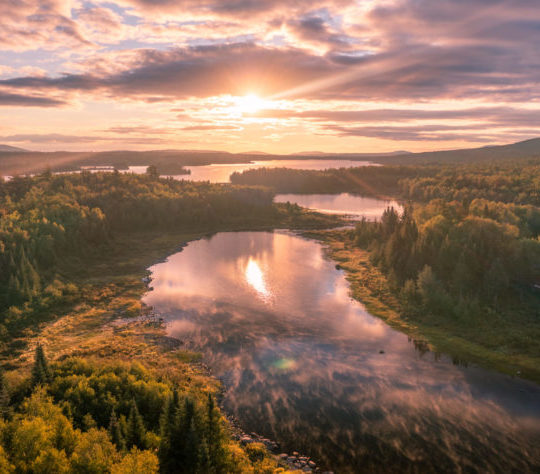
[275,193,401,219]
[2,160,374,183]
[176,159,376,183]
[143,231,540,473]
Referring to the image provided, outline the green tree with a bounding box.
[109,408,126,451]
[31,344,51,387]
[125,400,146,450]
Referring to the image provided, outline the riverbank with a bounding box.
[306,229,540,384]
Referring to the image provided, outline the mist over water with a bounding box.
[143,232,540,473]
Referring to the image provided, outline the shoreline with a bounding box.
[302,228,540,385]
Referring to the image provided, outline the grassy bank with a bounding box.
[306,229,540,384]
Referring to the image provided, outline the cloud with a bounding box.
[0,0,91,50]
[113,0,354,18]
[0,0,539,150]
[286,12,354,49]
[252,106,540,127]
[0,133,166,145]
[0,43,338,100]
[0,91,66,107]
[2,33,539,105]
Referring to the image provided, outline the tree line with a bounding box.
[354,199,540,329]
[0,171,277,330]
[230,159,540,205]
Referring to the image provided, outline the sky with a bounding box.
[1,0,540,153]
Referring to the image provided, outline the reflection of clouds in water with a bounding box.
[145,231,540,473]
[167,318,198,337]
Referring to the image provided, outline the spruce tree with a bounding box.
[108,408,126,451]
[31,344,51,386]
[0,369,9,418]
[125,399,146,449]
[205,394,225,471]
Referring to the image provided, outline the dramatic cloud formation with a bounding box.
[0,0,539,152]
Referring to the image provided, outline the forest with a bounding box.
[354,201,540,321]
[231,159,540,205]
[0,169,336,333]
[0,346,280,473]
[0,169,329,473]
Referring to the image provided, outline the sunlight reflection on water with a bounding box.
[143,231,540,473]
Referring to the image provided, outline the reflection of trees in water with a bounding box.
[409,337,430,356]
[407,337,469,367]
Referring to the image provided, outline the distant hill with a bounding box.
[0,138,539,177]
[0,144,27,152]
[371,138,540,165]
[290,150,411,157]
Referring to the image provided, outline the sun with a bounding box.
[230,93,267,115]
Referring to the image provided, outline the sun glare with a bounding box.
[245,258,270,300]
[230,93,267,115]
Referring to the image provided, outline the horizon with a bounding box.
[3,136,538,156]
[1,1,540,153]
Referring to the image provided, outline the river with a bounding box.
[142,231,540,473]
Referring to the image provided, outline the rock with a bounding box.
[292,451,299,457]
[379,349,385,354]
[240,436,253,445]
[279,453,288,460]
[308,460,316,468]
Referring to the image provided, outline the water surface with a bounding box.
[178,159,375,183]
[143,231,540,473]
[275,194,401,219]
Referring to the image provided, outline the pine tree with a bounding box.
[108,408,126,451]
[125,399,146,450]
[0,369,10,418]
[31,344,51,386]
[205,394,225,471]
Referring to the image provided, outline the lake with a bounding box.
[143,231,540,473]
[178,159,375,183]
[275,194,401,219]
